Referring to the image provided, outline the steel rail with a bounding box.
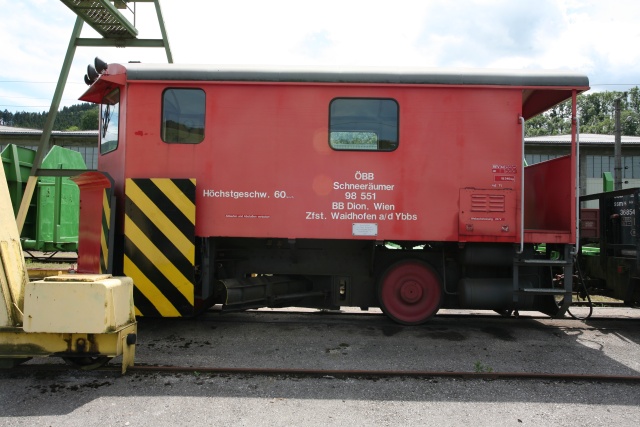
[6,363,640,383]
[110,365,640,383]
[128,366,640,382]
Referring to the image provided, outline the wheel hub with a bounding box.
[400,280,423,303]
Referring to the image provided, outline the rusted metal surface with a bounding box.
[0,323,136,373]
[8,359,640,383]
[123,365,640,383]
[26,269,70,280]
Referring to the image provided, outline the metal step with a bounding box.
[518,288,568,295]
[515,259,571,267]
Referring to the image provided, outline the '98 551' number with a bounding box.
[346,192,376,200]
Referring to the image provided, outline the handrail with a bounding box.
[518,116,525,254]
[574,115,581,255]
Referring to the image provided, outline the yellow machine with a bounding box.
[0,164,136,373]
[0,0,173,373]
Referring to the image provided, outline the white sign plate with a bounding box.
[352,223,378,236]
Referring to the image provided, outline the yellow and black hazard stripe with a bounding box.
[100,187,112,274]
[124,178,196,317]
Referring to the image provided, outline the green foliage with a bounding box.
[525,87,640,137]
[80,108,99,130]
[0,103,99,130]
[474,361,493,373]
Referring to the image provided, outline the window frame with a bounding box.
[328,97,399,152]
[161,87,206,144]
[100,88,120,155]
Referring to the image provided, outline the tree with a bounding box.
[525,87,640,137]
[3,103,98,130]
[525,102,572,136]
[80,108,99,130]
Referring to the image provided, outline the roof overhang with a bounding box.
[522,87,588,120]
[79,64,127,103]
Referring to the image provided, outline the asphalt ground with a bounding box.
[129,306,640,376]
[1,307,639,426]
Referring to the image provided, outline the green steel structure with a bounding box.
[15,1,172,233]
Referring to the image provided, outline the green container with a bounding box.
[1,144,36,236]
[1,144,86,252]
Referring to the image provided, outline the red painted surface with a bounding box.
[70,172,112,273]
[104,82,525,242]
[85,67,583,246]
[459,188,517,242]
[80,66,127,104]
[580,209,599,239]
[378,260,443,325]
[524,155,573,239]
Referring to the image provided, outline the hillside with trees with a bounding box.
[526,87,639,137]
[1,88,639,137]
[0,103,98,131]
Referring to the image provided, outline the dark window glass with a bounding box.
[100,88,120,154]
[329,98,398,151]
[586,155,640,179]
[162,88,205,143]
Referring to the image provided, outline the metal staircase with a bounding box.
[513,245,574,317]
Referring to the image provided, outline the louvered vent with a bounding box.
[470,194,505,212]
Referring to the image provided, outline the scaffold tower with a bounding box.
[16,0,172,231]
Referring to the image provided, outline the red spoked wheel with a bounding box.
[378,260,443,325]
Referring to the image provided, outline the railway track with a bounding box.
[127,365,640,383]
[7,362,640,383]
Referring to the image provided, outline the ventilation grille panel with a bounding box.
[470,194,505,212]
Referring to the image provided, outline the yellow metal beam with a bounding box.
[0,323,137,374]
[0,159,27,327]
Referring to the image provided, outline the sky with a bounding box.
[1,0,639,113]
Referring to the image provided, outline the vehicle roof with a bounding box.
[122,63,589,88]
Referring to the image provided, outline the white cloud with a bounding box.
[1,0,639,112]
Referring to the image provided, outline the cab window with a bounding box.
[100,88,120,154]
[162,88,205,143]
[329,98,398,151]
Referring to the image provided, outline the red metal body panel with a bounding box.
[98,90,128,235]
[459,188,516,241]
[524,156,572,231]
[103,82,525,242]
[71,172,112,273]
[80,64,127,104]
